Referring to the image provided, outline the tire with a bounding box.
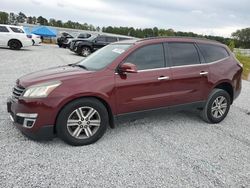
[80,46,91,57]
[9,40,22,50]
[56,98,109,146]
[201,89,231,123]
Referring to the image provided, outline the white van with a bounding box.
[0,24,32,50]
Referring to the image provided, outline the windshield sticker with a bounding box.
[112,48,125,54]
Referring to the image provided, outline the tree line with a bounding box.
[0,11,249,48]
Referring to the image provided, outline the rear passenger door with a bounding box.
[165,42,210,105]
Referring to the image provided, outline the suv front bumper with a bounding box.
[7,97,55,140]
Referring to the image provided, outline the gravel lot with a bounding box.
[0,44,250,188]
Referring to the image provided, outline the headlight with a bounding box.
[23,81,61,98]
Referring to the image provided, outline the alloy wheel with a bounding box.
[82,47,91,57]
[211,96,228,119]
[67,106,101,139]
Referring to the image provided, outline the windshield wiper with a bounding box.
[68,63,88,70]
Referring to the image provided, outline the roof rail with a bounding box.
[137,36,221,43]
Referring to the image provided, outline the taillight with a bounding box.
[26,35,32,38]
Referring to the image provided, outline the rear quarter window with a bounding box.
[10,27,24,33]
[106,37,117,42]
[0,26,9,32]
[197,43,229,63]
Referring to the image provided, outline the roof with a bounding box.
[115,36,224,47]
[31,26,57,37]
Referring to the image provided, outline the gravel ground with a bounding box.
[0,44,250,188]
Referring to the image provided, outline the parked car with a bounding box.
[57,32,74,48]
[7,37,242,146]
[23,27,41,45]
[0,24,32,50]
[57,32,91,48]
[69,34,132,56]
[31,34,41,45]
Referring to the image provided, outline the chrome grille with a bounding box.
[12,85,25,100]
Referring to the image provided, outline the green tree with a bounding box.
[232,28,250,48]
[37,16,48,25]
[49,18,57,26]
[26,16,33,24]
[56,20,63,27]
[0,11,9,24]
[228,40,235,51]
[153,27,159,37]
[17,12,26,23]
[32,16,37,24]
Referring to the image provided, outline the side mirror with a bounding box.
[119,63,138,74]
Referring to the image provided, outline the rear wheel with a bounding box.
[80,46,91,57]
[9,40,22,50]
[201,89,231,123]
[56,98,109,146]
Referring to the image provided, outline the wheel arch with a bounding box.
[213,81,234,104]
[78,42,93,51]
[8,39,23,47]
[54,96,115,134]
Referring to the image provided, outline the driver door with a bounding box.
[115,43,174,114]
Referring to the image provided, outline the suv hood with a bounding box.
[17,65,94,88]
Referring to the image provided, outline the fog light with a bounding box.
[23,118,36,128]
[16,113,38,128]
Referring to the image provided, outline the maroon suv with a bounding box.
[7,37,242,145]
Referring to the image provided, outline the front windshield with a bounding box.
[78,44,132,70]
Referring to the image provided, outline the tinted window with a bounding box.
[168,43,200,66]
[10,27,24,33]
[125,44,165,70]
[78,33,91,38]
[197,43,229,63]
[0,26,9,32]
[118,37,129,41]
[106,37,117,42]
[96,36,106,42]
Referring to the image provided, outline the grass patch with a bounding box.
[235,53,250,80]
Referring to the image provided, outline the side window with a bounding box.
[125,44,165,70]
[78,33,90,38]
[118,37,128,41]
[96,36,106,42]
[168,43,200,66]
[106,37,117,43]
[197,43,229,63]
[10,27,24,33]
[0,26,9,32]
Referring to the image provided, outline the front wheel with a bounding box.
[201,89,231,123]
[80,46,91,57]
[56,98,109,146]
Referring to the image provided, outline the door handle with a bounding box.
[200,71,208,76]
[158,76,170,80]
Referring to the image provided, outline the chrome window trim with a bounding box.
[136,56,230,72]
[170,56,230,69]
[138,67,170,72]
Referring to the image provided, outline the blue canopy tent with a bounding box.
[31,26,57,37]
[23,27,32,35]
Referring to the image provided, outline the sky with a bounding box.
[1,0,250,37]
